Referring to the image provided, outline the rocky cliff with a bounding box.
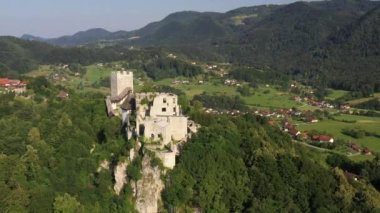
[114,161,129,195]
[132,155,164,213]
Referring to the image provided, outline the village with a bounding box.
[200,101,374,157]
[1,62,379,212]
[101,65,373,168]
[2,0,380,211]
[1,54,378,164]
[0,77,27,94]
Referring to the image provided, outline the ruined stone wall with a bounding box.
[150,94,179,117]
[143,118,171,145]
[141,116,187,146]
[168,116,188,141]
[155,151,176,169]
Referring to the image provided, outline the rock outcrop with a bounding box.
[132,156,164,213]
[97,160,110,172]
[113,161,128,195]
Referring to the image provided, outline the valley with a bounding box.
[23,61,380,163]
[1,0,380,212]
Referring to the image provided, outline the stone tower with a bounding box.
[111,71,133,97]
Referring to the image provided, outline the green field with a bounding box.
[156,78,302,109]
[23,65,380,160]
[347,92,380,105]
[24,65,54,77]
[348,154,375,162]
[297,114,380,153]
[25,66,304,109]
[242,87,302,109]
[25,64,117,94]
[156,78,237,97]
[326,89,349,100]
[83,65,113,84]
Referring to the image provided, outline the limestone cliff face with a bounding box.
[132,155,164,213]
[114,161,128,195]
[97,160,110,172]
[113,145,140,195]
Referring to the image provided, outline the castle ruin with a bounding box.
[106,71,194,169]
[135,93,188,146]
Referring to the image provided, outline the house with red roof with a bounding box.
[282,120,292,131]
[350,144,361,152]
[0,78,9,86]
[57,90,69,99]
[301,132,309,141]
[312,135,334,143]
[362,147,372,156]
[0,78,27,93]
[288,128,301,137]
[306,116,319,123]
[344,171,359,182]
[282,120,301,137]
[340,104,351,110]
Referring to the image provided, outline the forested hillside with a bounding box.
[0,37,124,76]
[324,5,380,92]
[2,79,380,212]
[22,28,120,46]
[0,79,134,212]
[216,1,380,92]
[1,0,380,212]
[0,37,51,74]
[19,0,380,93]
[162,113,380,212]
[0,37,164,76]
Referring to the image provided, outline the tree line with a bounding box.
[163,112,380,212]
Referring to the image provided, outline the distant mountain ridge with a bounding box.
[20,0,379,48]
[20,34,47,42]
[21,28,127,46]
[15,0,380,92]
[323,4,380,90]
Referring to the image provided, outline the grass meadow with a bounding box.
[297,114,380,153]
[156,78,301,109]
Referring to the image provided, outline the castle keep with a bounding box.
[106,71,134,117]
[106,71,194,169]
[111,71,134,97]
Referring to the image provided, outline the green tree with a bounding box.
[54,193,83,213]
[27,127,41,144]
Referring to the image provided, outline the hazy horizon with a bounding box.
[0,0,318,38]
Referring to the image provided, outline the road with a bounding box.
[292,140,334,153]
[292,140,359,157]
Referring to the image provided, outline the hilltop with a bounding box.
[21,0,378,50]
[21,28,119,46]
[1,0,380,212]
[17,0,380,93]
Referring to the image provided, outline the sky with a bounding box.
[0,0,310,38]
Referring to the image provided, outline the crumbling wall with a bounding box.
[150,94,179,117]
[168,116,188,141]
[155,150,176,169]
